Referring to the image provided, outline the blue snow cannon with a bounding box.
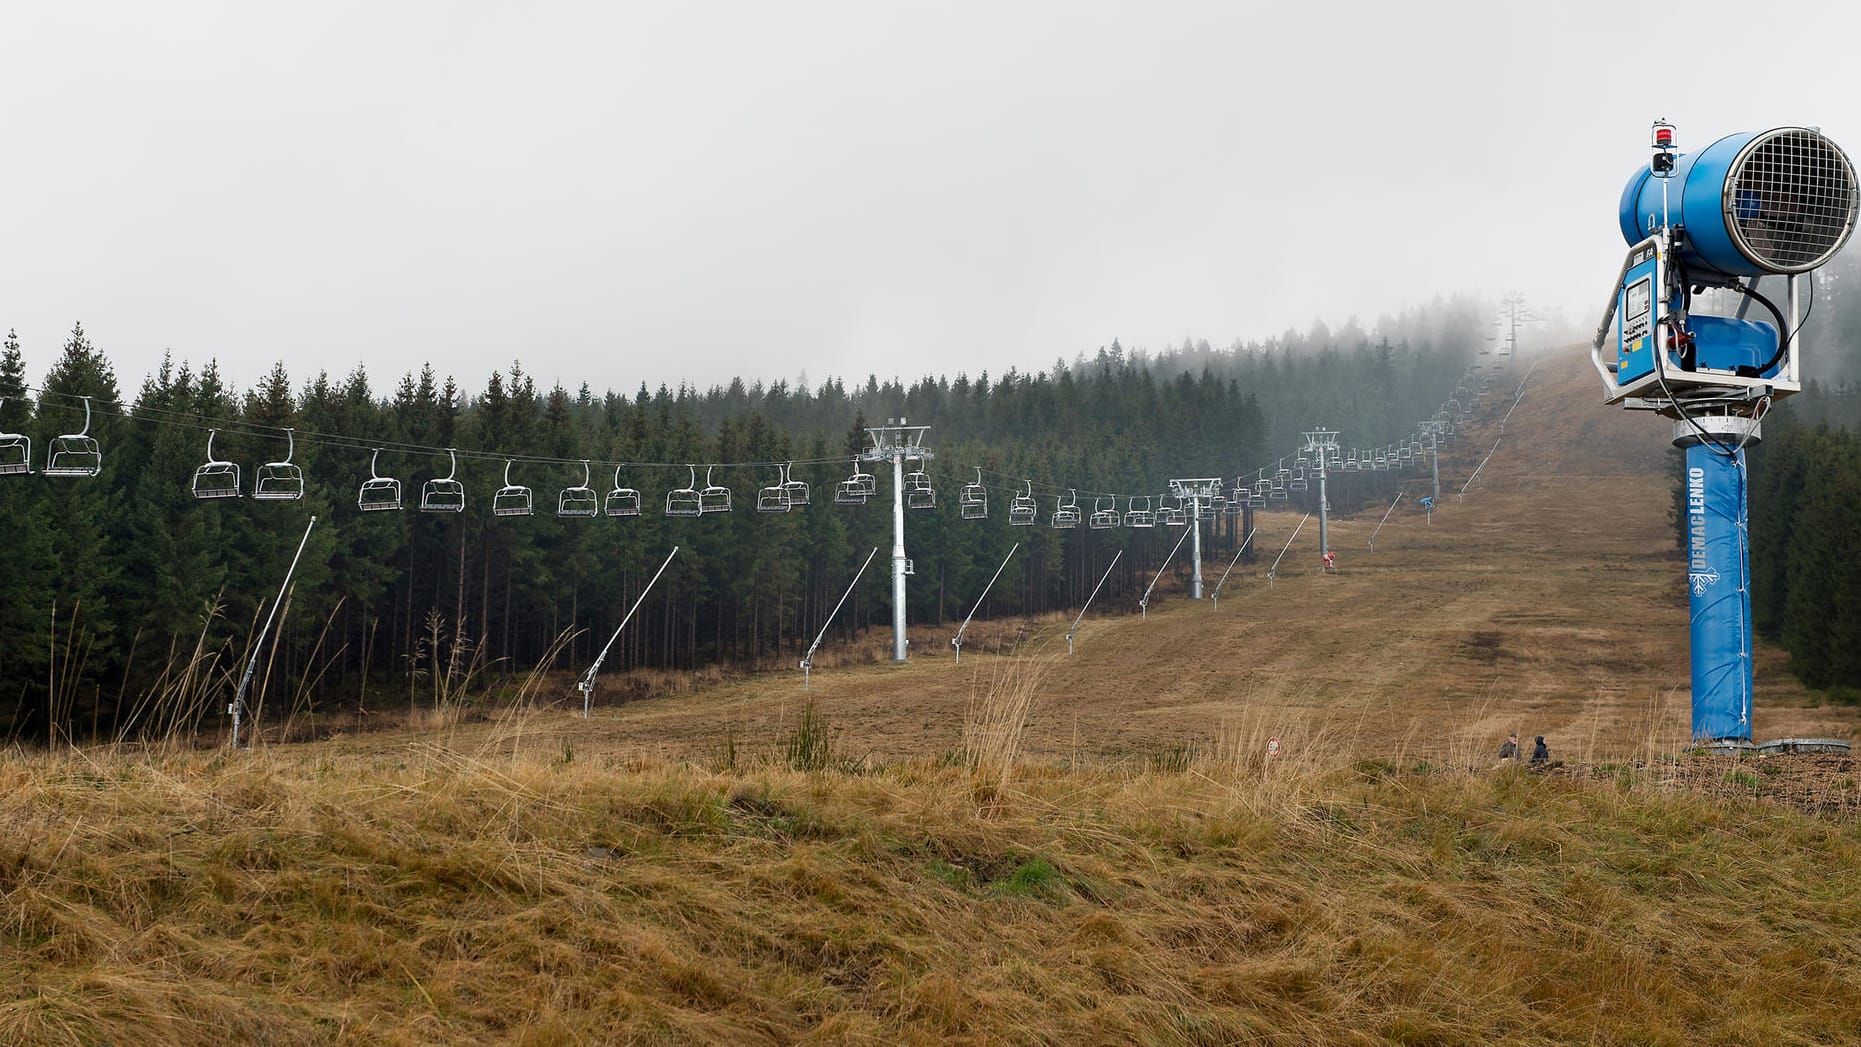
[1619,127,1858,281]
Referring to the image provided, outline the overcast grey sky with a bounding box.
[8,1,1861,397]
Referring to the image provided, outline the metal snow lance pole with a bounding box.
[1067,550,1122,655]
[953,543,1018,665]
[801,547,881,689]
[1139,519,1196,619]
[229,514,317,750]
[1266,514,1310,588]
[577,546,680,718]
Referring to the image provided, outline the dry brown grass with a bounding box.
[4,739,1861,1046]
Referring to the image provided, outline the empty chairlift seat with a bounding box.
[1008,481,1037,526]
[1051,490,1080,529]
[1125,495,1154,528]
[252,428,304,501]
[781,463,810,508]
[1089,495,1119,529]
[559,461,599,518]
[960,468,987,520]
[698,465,731,513]
[43,395,102,477]
[420,449,466,512]
[605,466,642,517]
[757,464,792,513]
[1158,495,1188,526]
[905,469,935,510]
[191,429,241,499]
[0,398,31,475]
[493,460,533,517]
[666,466,703,517]
[836,459,874,505]
[358,449,402,511]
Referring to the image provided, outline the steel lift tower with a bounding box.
[862,419,931,662]
[1169,477,1223,599]
[1302,428,1340,558]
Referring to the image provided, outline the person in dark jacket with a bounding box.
[1530,736,1550,765]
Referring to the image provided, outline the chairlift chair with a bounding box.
[493,460,533,517]
[420,449,466,512]
[190,429,241,498]
[1008,481,1037,526]
[835,459,873,505]
[757,464,792,512]
[252,428,305,500]
[698,465,731,513]
[1223,489,1244,516]
[1248,481,1268,508]
[1125,495,1154,528]
[1289,467,1308,493]
[960,468,987,520]
[905,469,935,510]
[358,449,402,511]
[666,466,703,517]
[559,460,599,518]
[781,462,810,507]
[605,466,642,517]
[1295,455,1311,471]
[0,398,31,475]
[1051,490,1080,529]
[1089,495,1119,529]
[1160,494,1189,526]
[43,395,102,477]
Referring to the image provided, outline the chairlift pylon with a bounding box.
[358,448,402,511]
[605,465,642,517]
[43,395,101,477]
[960,467,987,520]
[559,460,599,517]
[493,459,533,517]
[191,429,241,499]
[1008,480,1037,526]
[667,465,702,517]
[0,398,31,475]
[420,448,465,512]
[253,427,304,501]
[699,465,731,513]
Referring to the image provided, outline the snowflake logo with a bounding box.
[1689,568,1720,596]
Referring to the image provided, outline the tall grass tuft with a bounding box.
[962,651,1055,806]
[784,698,834,771]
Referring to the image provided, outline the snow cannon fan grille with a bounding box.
[1725,129,1858,272]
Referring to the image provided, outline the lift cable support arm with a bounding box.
[1067,549,1123,655]
[802,547,881,689]
[229,514,318,750]
[952,542,1018,665]
[577,545,680,718]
